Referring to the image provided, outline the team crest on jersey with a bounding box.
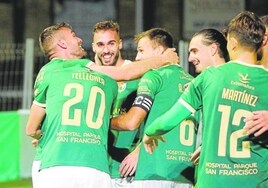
[117,82,126,92]
[35,71,44,84]
[180,70,193,81]
[34,88,39,97]
[239,73,250,84]
[178,83,184,93]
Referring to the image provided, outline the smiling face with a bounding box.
[60,27,87,59]
[188,35,215,73]
[39,23,87,59]
[92,29,122,66]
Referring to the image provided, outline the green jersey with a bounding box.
[146,61,268,188]
[135,65,198,183]
[33,58,90,161]
[108,61,143,178]
[34,59,118,174]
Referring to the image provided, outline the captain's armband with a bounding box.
[132,94,153,112]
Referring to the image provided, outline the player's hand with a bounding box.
[32,139,39,148]
[162,48,179,65]
[184,82,190,89]
[119,145,140,177]
[190,146,201,165]
[143,134,166,154]
[85,61,95,70]
[244,110,268,136]
[31,129,43,147]
[35,129,43,139]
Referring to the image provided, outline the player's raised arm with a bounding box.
[87,48,179,81]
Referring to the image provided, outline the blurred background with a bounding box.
[1,0,268,46]
[0,0,267,186]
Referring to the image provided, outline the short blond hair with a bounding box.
[39,22,72,56]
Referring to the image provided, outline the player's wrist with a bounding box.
[86,61,95,69]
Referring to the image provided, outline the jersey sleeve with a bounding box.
[145,99,192,136]
[33,67,50,107]
[132,70,161,112]
[180,72,203,110]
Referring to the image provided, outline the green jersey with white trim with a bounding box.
[34,58,118,174]
[146,61,268,188]
[135,64,198,183]
[33,58,90,161]
[183,62,268,188]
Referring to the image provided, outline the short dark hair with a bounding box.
[93,20,120,36]
[134,28,173,49]
[193,28,229,62]
[225,11,265,51]
[260,15,268,27]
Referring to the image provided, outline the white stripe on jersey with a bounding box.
[179,98,196,113]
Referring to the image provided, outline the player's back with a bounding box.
[195,61,268,188]
[36,59,118,174]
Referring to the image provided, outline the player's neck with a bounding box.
[213,56,226,66]
[235,51,257,65]
[260,57,268,68]
[115,57,125,67]
[260,48,268,68]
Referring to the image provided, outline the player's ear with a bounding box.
[92,43,96,53]
[262,32,268,47]
[57,39,67,49]
[119,39,123,50]
[210,43,218,56]
[229,37,238,52]
[157,45,165,54]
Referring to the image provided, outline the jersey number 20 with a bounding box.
[61,83,105,129]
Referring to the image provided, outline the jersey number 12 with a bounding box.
[218,104,251,158]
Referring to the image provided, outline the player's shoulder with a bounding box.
[63,58,91,69]
[203,62,231,74]
[201,61,255,79]
[143,64,186,78]
[160,64,192,78]
[179,69,194,81]
[36,59,64,79]
[90,70,118,86]
[197,65,222,82]
[40,58,63,70]
[150,64,179,74]
[215,60,268,73]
